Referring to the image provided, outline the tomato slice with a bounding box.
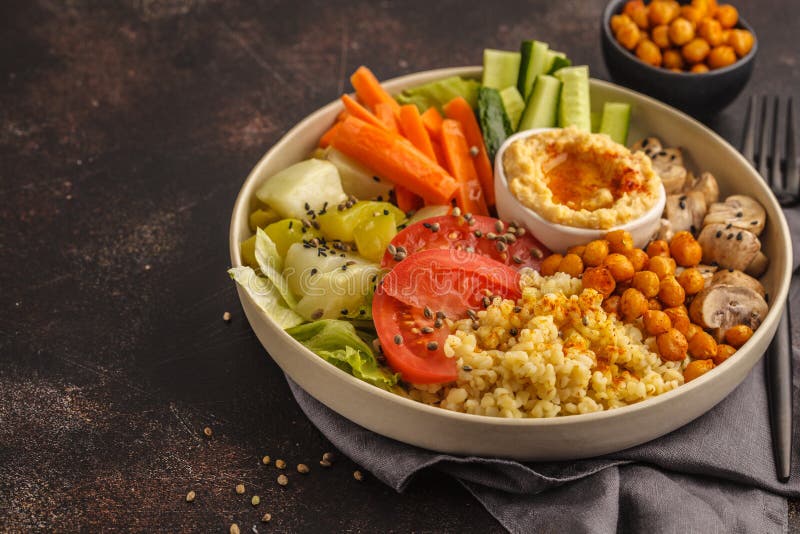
[382,214,549,271]
[373,249,522,384]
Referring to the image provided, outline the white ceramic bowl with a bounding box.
[494,128,666,253]
[230,66,791,461]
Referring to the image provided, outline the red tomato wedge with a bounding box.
[373,249,522,384]
[382,215,549,271]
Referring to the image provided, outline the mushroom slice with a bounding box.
[663,191,707,235]
[745,251,770,278]
[650,148,688,194]
[687,172,720,205]
[703,195,766,236]
[711,269,766,298]
[689,285,768,341]
[632,137,663,158]
[654,217,674,242]
[697,224,761,272]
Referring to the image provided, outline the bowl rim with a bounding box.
[229,65,791,429]
[601,0,758,78]
[493,126,667,239]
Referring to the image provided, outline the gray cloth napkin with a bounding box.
[286,209,800,533]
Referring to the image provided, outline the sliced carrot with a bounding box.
[330,116,459,205]
[319,121,341,148]
[440,119,488,216]
[341,94,386,130]
[375,102,400,134]
[398,105,436,161]
[421,107,443,141]
[430,139,447,167]
[350,66,400,113]
[395,186,424,212]
[443,97,495,207]
[336,109,349,122]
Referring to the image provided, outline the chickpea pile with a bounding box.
[540,229,754,383]
[610,0,755,73]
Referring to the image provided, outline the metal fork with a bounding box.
[742,95,797,482]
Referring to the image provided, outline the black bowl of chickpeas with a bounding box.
[601,0,757,116]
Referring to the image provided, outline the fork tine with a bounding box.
[759,95,774,182]
[786,97,799,199]
[742,94,758,165]
[770,97,783,191]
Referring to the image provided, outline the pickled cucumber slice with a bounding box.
[499,86,526,131]
[264,219,320,257]
[249,207,281,232]
[317,201,404,242]
[354,214,398,262]
[256,159,347,219]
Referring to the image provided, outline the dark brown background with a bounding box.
[1,0,797,531]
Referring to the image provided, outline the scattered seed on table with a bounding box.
[261,513,272,523]
[320,459,332,467]
[275,459,286,469]
[222,311,231,322]
[235,484,245,495]
[277,474,288,486]
[185,490,195,503]
[203,427,213,438]
[353,470,364,481]
[251,495,260,506]
[297,463,310,474]
[230,524,240,534]
[262,455,271,465]
[322,452,335,463]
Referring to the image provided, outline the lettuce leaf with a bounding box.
[286,320,398,390]
[394,76,480,113]
[228,266,304,329]
[254,228,297,308]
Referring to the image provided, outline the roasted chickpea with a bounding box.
[670,232,703,266]
[616,21,642,50]
[567,244,586,256]
[708,45,736,69]
[646,239,670,257]
[715,4,738,28]
[558,253,585,278]
[728,29,754,57]
[583,240,610,267]
[688,331,718,358]
[603,295,621,316]
[582,266,616,297]
[664,307,690,336]
[636,39,663,66]
[677,267,706,295]
[540,253,562,276]
[611,13,634,34]
[648,298,663,310]
[686,323,703,342]
[629,4,650,29]
[623,0,646,18]
[632,270,660,298]
[606,229,634,253]
[603,253,636,282]
[659,275,686,307]
[657,328,689,361]
[698,18,724,46]
[623,248,649,272]
[690,0,711,16]
[684,359,715,381]
[668,17,695,46]
[680,5,704,25]
[690,62,710,73]
[620,288,649,321]
[614,280,632,296]
[651,24,671,48]
[724,324,753,348]
[713,344,736,365]
[682,37,711,64]
[643,309,672,335]
[662,48,686,70]
[649,0,678,25]
[649,255,677,280]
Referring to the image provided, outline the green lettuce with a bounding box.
[228,266,304,328]
[394,76,481,113]
[254,228,297,308]
[286,320,398,390]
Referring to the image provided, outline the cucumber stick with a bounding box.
[477,87,513,162]
[545,50,572,74]
[599,102,632,145]
[517,75,561,131]
[482,49,521,90]
[499,86,525,130]
[555,66,591,131]
[590,111,602,133]
[517,40,549,100]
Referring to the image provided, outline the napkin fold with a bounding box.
[286,208,800,533]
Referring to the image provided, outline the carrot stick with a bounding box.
[395,186,424,212]
[430,139,447,167]
[440,119,488,216]
[375,102,400,134]
[420,107,443,141]
[319,121,341,148]
[350,66,400,113]
[398,105,436,161]
[330,116,459,205]
[341,94,386,130]
[443,97,496,207]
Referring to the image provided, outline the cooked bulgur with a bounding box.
[403,270,684,418]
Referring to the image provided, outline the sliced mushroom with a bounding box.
[697,224,761,272]
[703,195,766,236]
[745,250,770,278]
[654,217,674,242]
[711,269,766,298]
[632,137,662,158]
[663,191,707,235]
[696,264,719,287]
[650,148,688,194]
[689,284,768,341]
[686,172,720,205]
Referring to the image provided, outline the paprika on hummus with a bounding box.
[503,126,663,229]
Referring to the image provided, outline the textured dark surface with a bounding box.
[0,0,797,532]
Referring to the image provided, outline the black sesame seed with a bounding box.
[496,241,507,252]
[750,220,758,225]
[582,316,589,326]
[670,154,676,161]
[434,319,443,329]
[359,309,366,315]
[311,309,323,320]
[482,296,491,308]
[304,202,310,210]
[727,233,733,240]
[436,311,446,319]
[311,268,318,275]
[513,306,522,313]
[509,327,518,336]
[679,199,686,210]
[462,365,472,371]
[642,138,650,147]
[725,223,732,229]
[736,211,743,218]
[341,309,348,315]
[383,209,389,215]
[430,223,440,232]
[426,341,438,351]
[372,176,380,182]
[531,248,543,259]
[393,335,402,345]
[690,224,696,234]
[474,230,483,238]
[421,326,434,334]
[715,231,722,238]
[658,150,667,156]
[424,307,433,319]
[736,232,743,241]
[423,222,432,229]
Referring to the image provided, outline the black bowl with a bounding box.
[601,0,757,117]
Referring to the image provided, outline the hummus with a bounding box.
[503,127,662,229]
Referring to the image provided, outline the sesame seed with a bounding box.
[512,255,523,264]
[736,232,743,241]
[513,306,522,313]
[353,470,364,481]
[311,268,318,275]
[751,220,758,225]
[304,202,310,210]
[235,484,245,495]
[277,474,288,486]
[320,459,332,467]
[727,233,733,240]
[582,316,589,326]
[387,244,397,255]
[495,221,504,233]
[715,231,722,238]
[421,326,434,334]
[509,327,518,336]
[452,207,462,216]
[467,309,477,320]
[426,341,439,351]
[275,459,286,469]
[736,211,743,217]
[436,311,446,319]
[430,222,440,232]
[434,319,443,329]
[322,452,335,462]
[473,230,482,238]
[462,365,472,371]
[486,232,496,240]
[340,308,348,315]
[725,223,732,229]
[679,199,686,209]
[530,248,543,259]
[186,490,196,502]
[496,241,507,252]
[372,176,380,182]
[297,463,310,474]
[482,296,491,308]
[469,145,479,157]
[393,335,403,345]
[203,426,213,438]
[424,306,433,319]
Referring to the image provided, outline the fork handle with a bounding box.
[766,304,793,482]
